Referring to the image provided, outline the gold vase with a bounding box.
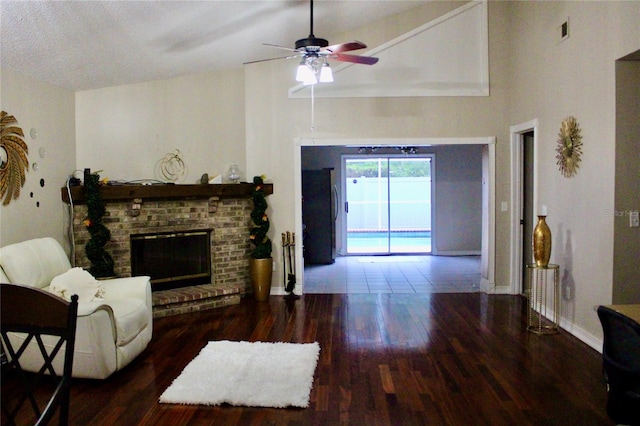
[533,215,552,267]
[249,258,273,301]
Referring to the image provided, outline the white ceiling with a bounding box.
[1,1,431,92]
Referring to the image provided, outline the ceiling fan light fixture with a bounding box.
[296,61,313,82]
[302,72,318,86]
[297,62,317,85]
[319,63,333,83]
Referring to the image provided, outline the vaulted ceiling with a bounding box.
[1,1,433,92]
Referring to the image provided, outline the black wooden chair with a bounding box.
[597,305,640,426]
[1,283,78,425]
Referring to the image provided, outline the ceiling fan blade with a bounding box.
[324,41,367,54]
[243,54,299,65]
[333,53,379,65]
[263,43,298,52]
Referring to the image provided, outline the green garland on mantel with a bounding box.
[83,173,115,278]
[249,175,273,259]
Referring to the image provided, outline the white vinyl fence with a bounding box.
[347,176,431,231]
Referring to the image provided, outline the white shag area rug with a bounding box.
[159,340,320,408]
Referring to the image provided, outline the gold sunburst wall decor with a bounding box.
[555,116,583,178]
[0,111,29,205]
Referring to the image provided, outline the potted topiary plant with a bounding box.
[249,175,273,301]
[83,171,115,278]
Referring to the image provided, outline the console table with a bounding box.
[525,263,560,334]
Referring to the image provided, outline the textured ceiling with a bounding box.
[1,1,429,92]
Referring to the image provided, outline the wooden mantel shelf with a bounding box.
[61,183,272,204]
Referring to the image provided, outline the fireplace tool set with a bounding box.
[282,232,300,300]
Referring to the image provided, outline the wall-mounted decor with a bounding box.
[555,116,583,178]
[0,111,29,205]
[157,149,186,183]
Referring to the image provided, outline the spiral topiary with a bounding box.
[249,175,272,259]
[83,173,115,277]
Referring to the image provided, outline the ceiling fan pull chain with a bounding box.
[310,84,315,133]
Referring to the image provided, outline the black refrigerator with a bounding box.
[302,168,336,264]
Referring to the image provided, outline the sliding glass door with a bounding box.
[344,155,433,254]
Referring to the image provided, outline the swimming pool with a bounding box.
[347,231,431,254]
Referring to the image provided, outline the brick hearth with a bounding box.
[151,283,242,318]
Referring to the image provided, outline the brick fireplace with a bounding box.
[62,183,272,316]
[130,229,213,290]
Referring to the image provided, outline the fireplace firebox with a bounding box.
[131,230,212,291]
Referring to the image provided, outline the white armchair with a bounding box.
[0,237,152,379]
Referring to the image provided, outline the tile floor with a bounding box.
[303,255,481,294]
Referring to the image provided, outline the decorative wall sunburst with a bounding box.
[555,116,583,178]
[0,111,29,205]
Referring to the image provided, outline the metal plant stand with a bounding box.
[525,263,560,334]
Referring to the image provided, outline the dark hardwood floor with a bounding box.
[5,294,612,425]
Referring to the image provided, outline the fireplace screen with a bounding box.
[131,230,211,291]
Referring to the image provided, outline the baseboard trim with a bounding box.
[560,317,603,352]
[433,250,481,256]
[481,278,495,293]
[524,303,603,353]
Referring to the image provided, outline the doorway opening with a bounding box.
[520,131,535,293]
[296,138,496,295]
[343,155,434,254]
[510,120,539,295]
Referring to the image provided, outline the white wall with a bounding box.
[507,0,640,346]
[614,58,640,304]
[0,68,76,251]
[244,1,512,289]
[8,0,637,347]
[76,70,246,184]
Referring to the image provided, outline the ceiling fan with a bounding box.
[244,0,378,85]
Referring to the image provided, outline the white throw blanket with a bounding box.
[49,267,105,301]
